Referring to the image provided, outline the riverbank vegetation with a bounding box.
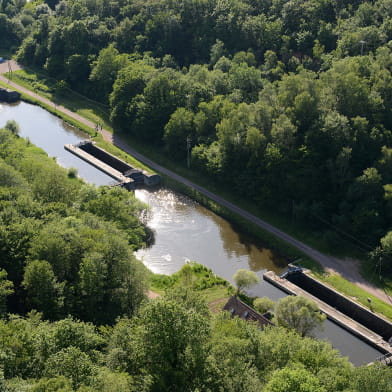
[0,125,391,389]
[3,0,392,278]
[0,124,149,323]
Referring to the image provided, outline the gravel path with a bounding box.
[1,64,391,305]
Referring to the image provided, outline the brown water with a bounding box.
[135,188,286,279]
[0,101,384,365]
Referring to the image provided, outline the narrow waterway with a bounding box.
[0,101,384,365]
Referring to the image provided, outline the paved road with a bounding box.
[1,64,391,305]
[101,130,392,304]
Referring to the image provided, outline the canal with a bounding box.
[0,100,384,365]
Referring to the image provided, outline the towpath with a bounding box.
[0,63,390,305]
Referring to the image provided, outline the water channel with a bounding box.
[0,100,384,365]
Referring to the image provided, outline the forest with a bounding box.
[3,0,392,267]
[0,124,390,390]
[1,0,392,389]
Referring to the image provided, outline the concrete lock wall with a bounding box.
[80,143,130,173]
[287,273,392,341]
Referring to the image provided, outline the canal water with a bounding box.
[0,101,384,365]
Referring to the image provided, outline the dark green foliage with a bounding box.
[3,1,392,389]
[13,0,392,259]
[0,127,148,323]
[0,284,390,391]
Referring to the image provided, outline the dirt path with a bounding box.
[1,65,391,305]
[147,290,160,299]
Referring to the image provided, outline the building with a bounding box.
[223,295,273,329]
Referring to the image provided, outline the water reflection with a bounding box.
[135,188,286,280]
[0,101,111,186]
[0,102,287,279]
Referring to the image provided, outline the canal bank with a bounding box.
[1,74,390,310]
[264,270,392,356]
[0,100,387,365]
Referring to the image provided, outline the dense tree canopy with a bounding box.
[0,127,149,323]
[4,0,392,266]
[0,294,388,392]
[0,128,389,389]
[2,1,392,389]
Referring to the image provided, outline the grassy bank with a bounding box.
[149,262,233,309]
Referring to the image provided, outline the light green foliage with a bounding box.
[349,364,392,392]
[165,287,210,317]
[253,297,275,314]
[44,346,96,389]
[107,297,210,392]
[31,376,73,392]
[90,44,130,100]
[256,326,353,386]
[150,262,229,292]
[207,314,264,392]
[80,186,148,249]
[163,108,194,158]
[91,367,134,392]
[233,269,259,293]
[137,299,209,390]
[264,365,327,392]
[273,296,326,337]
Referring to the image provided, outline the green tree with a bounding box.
[273,296,326,337]
[4,120,20,136]
[163,108,194,159]
[0,269,13,315]
[350,364,392,392]
[44,346,96,389]
[233,269,259,294]
[89,44,129,101]
[117,298,209,392]
[253,297,275,314]
[80,186,147,249]
[264,365,327,392]
[22,260,63,319]
[31,376,74,392]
